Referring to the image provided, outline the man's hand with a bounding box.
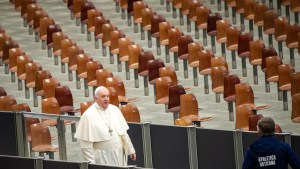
[130,153,136,161]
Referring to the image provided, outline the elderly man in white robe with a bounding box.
[75,86,136,166]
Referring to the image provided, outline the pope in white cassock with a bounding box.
[75,86,136,166]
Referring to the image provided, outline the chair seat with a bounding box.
[36,90,44,96]
[212,87,223,93]
[87,80,97,86]
[18,74,26,80]
[69,65,77,71]
[254,21,264,27]
[119,56,129,62]
[61,57,69,64]
[227,44,238,51]
[53,50,61,56]
[287,42,298,49]
[178,53,188,60]
[197,24,207,29]
[119,96,140,103]
[199,68,211,75]
[134,18,142,24]
[88,27,95,32]
[129,63,138,69]
[111,48,119,54]
[78,72,87,79]
[238,52,250,58]
[250,104,271,111]
[138,71,148,76]
[10,67,17,73]
[60,106,80,113]
[264,29,275,34]
[279,84,291,91]
[26,82,36,88]
[168,106,180,113]
[224,95,235,102]
[189,61,199,67]
[275,35,286,41]
[160,39,169,45]
[103,41,111,47]
[207,31,217,36]
[143,25,151,31]
[250,59,262,66]
[217,37,226,44]
[169,46,178,52]
[32,145,59,152]
[157,97,169,104]
[267,76,279,82]
[152,32,159,38]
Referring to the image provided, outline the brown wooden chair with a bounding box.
[248,114,263,131]
[235,104,254,130]
[9,47,25,83]
[223,74,241,120]
[46,24,62,58]
[138,51,154,96]
[67,45,84,83]
[292,93,300,123]
[107,86,120,107]
[80,1,95,34]
[87,9,102,41]
[102,23,116,57]
[73,0,87,26]
[238,32,253,77]
[33,9,48,43]
[43,78,60,99]
[274,17,288,59]
[155,77,172,110]
[110,30,125,65]
[3,39,19,74]
[148,59,165,86]
[86,60,103,96]
[188,0,201,34]
[211,66,229,103]
[291,0,300,23]
[0,87,7,96]
[179,93,213,126]
[167,29,183,71]
[178,35,193,79]
[94,16,110,49]
[207,13,222,54]
[159,66,179,86]
[226,26,239,69]
[80,100,93,115]
[188,42,203,86]
[227,0,237,24]
[39,17,54,50]
[96,68,114,88]
[286,23,300,67]
[278,64,295,111]
[20,0,35,26]
[60,38,76,73]
[196,6,211,46]
[34,70,52,107]
[30,123,58,159]
[198,49,214,94]
[159,21,173,62]
[167,85,186,119]
[76,53,93,97]
[216,19,231,58]
[142,8,153,48]
[55,85,79,115]
[151,14,166,55]
[265,56,283,100]
[133,1,146,34]
[106,76,140,104]
[291,72,300,97]
[25,62,42,100]
[17,55,32,91]
[244,0,255,36]
[254,3,268,40]
[118,37,133,79]
[120,103,141,122]
[249,40,265,84]
[263,10,278,47]
[0,95,17,111]
[0,32,12,66]
[52,32,67,65]
[236,0,245,31]
[128,44,143,88]
[26,3,41,35]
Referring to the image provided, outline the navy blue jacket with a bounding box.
[242,135,300,169]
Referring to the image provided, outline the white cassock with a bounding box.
[74,103,135,166]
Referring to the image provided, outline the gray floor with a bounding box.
[0,0,299,162]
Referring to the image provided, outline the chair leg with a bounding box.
[47,46,52,58]
[224,0,229,17]
[203,29,207,46]
[187,15,191,32]
[117,55,122,72]
[18,79,22,91]
[173,52,179,71]
[165,45,170,63]
[231,50,237,69]
[134,69,139,88]
[283,90,288,111]
[258,26,263,40]
[84,78,89,97]
[11,72,15,82]
[253,65,258,84]
[183,59,188,79]
[232,7,236,25]
[33,88,38,107]
[221,43,226,59]
[156,38,161,55]
[143,76,149,96]
[278,41,283,59]
[240,13,245,31]
[204,75,209,94]
[76,74,81,89]
[218,0,222,11]
[54,55,59,65]
[48,152,54,159]
[25,85,30,99]
[211,36,216,54]
[125,61,130,80]
[290,48,295,67]
[241,57,247,77]
[193,67,198,86]
[228,101,234,121]
[173,112,179,125]
[265,74,270,93]
[215,93,220,103]
[71,123,77,142]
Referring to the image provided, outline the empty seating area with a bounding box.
[0,0,300,165]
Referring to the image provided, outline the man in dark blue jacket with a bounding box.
[242,117,300,169]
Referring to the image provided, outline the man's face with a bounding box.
[95,88,110,109]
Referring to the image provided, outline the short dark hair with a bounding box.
[257,117,275,135]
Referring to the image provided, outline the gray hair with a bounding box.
[257,117,275,135]
[94,86,106,96]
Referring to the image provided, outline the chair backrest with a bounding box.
[110,30,125,55]
[196,5,211,29]
[236,0,245,14]
[35,70,52,96]
[223,74,241,102]
[9,47,25,72]
[120,103,141,123]
[39,16,54,40]
[3,39,19,63]
[235,104,253,130]
[161,65,178,83]
[237,32,253,57]
[151,14,165,37]
[46,24,62,45]
[226,26,239,51]
[207,12,222,36]
[133,1,146,24]
[178,35,193,59]
[80,1,95,23]
[248,114,263,131]
[55,85,74,110]
[286,23,300,49]
[253,3,268,27]
[128,44,142,69]
[30,123,53,150]
[68,45,84,71]
[292,93,300,123]
[26,3,41,25]
[73,0,86,17]
[244,0,255,20]
[235,82,255,106]
[188,42,203,67]
[33,9,48,32]
[278,64,294,90]
[87,9,102,32]
[148,59,165,84]
[106,76,126,98]
[168,85,186,112]
[94,16,110,39]
[52,32,67,56]
[274,17,288,41]
[141,8,153,31]
[80,101,93,115]
[0,87,7,96]
[211,56,228,70]
[138,51,154,76]
[96,68,113,87]
[60,38,76,63]
[107,86,120,107]
[168,28,182,52]
[0,95,17,111]
[159,21,172,45]
[76,53,93,78]
[25,62,42,88]
[198,49,214,75]
[249,40,265,65]
[86,60,103,86]
[291,0,300,12]
[188,1,201,21]
[291,72,300,96]
[119,37,133,61]
[265,56,282,82]
[216,19,231,44]
[211,66,229,94]
[17,54,32,80]
[155,77,172,104]
[43,78,60,98]
[263,10,278,35]
[102,23,116,47]
[261,47,278,72]
[41,97,61,115]
[179,93,199,118]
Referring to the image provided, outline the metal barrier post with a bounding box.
[233,130,243,169]
[80,161,89,169]
[187,126,198,169]
[57,116,67,160]
[142,122,153,168]
[15,112,27,157]
[34,157,44,169]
